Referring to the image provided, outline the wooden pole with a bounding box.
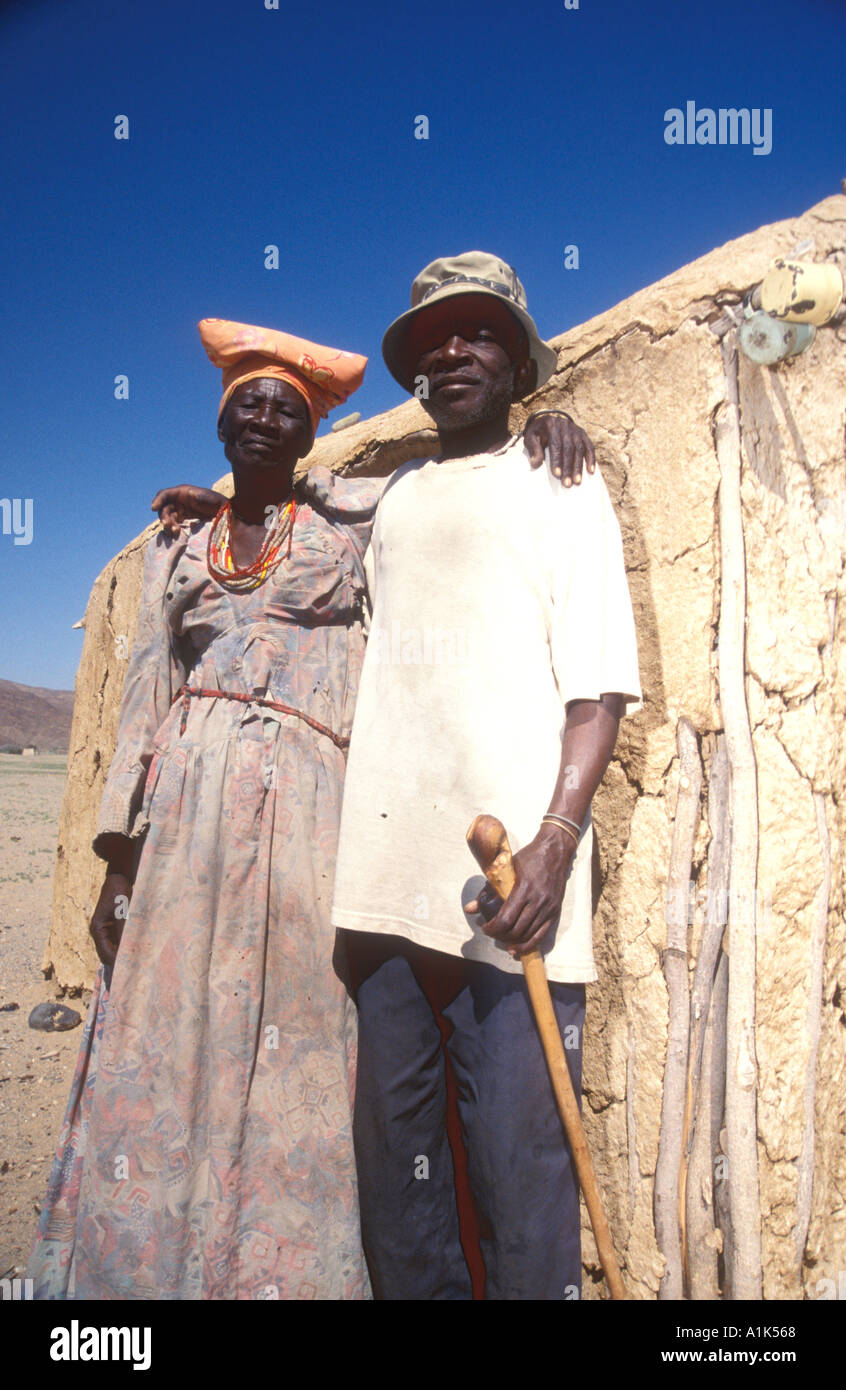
[684,733,731,1299]
[654,717,701,1299]
[466,813,628,1301]
[714,322,763,1299]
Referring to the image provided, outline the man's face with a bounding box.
[220,377,313,470]
[405,295,534,431]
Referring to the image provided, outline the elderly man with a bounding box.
[331,252,641,1300]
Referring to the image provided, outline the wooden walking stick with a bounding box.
[466,813,628,1301]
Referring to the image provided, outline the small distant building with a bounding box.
[22,745,36,756]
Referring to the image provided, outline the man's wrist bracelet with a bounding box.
[541,815,580,848]
[524,409,573,430]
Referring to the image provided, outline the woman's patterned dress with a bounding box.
[29,468,379,1300]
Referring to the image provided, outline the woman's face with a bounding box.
[220,377,313,472]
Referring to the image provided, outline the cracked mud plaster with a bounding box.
[45,195,846,1299]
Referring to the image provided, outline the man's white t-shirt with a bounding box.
[331,438,642,983]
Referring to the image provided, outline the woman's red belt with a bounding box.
[174,684,350,750]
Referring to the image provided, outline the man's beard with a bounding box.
[424,373,515,435]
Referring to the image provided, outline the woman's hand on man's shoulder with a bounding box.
[523,410,597,486]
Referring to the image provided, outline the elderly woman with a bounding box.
[30,320,376,1299]
[31,314,596,1301]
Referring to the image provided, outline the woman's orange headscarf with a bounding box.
[198,318,367,434]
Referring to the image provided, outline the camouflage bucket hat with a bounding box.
[382,250,559,390]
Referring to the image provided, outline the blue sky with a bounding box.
[1,0,844,689]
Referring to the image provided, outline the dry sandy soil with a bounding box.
[0,752,80,1284]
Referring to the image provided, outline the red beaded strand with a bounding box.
[206,497,297,592]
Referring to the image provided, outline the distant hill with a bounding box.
[0,679,75,753]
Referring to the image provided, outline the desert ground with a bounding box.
[0,752,79,1284]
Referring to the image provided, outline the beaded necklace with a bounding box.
[206,497,297,593]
